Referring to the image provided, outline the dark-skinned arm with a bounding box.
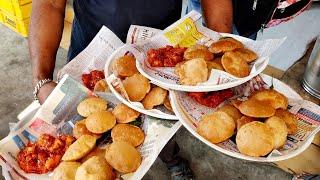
[201,0,233,33]
[29,0,67,104]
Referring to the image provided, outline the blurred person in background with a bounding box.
[29,0,233,179]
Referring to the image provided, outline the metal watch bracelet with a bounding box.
[33,79,52,101]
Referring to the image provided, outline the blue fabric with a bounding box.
[68,0,182,61]
[232,24,257,40]
[67,18,87,62]
[185,0,257,40]
[186,0,202,14]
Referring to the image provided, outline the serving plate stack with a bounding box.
[103,11,320,162]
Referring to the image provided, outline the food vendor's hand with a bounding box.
[37,82,57,104]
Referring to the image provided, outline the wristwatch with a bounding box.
[33,79,52,101]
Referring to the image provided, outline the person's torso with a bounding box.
[233,0,312,37]
[73,0,182,44]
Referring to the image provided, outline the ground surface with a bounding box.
[0,24,292,180]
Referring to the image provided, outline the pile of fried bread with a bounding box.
[175,37,258,85]
[52,97,145,179]
[112,54,173,111]
[146,37,258,85]
[197,89,298,157]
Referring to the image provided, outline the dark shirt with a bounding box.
[68,0,182,61]
[233,0,311,37]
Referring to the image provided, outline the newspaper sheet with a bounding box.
[57,27,124,82]
[0,75,181,180]
[171,75,320,161]
[126,25,162,45]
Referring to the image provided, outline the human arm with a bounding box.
[29,0,67,103]
[200,0,233,33]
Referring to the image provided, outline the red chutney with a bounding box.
[147,45,186,67]
[188,89,234,108]
[81,70,105,90]
[16,134,75,174]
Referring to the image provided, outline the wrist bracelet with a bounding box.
[33,79,52,101]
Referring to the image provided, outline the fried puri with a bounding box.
[112,103,140,123]
[236,121,274,157]
[197,111,235,143]
[81,147,106,163]
[184,44,214,61]
[233,48,258,63]
[221,51,250,78]
[113,55,138,77]
[111,124,145,147]
[209,37,244,54]
[142,86,167,109]
[236,116,256,131]
[53,161,81,180]
[274,109,298,135]
[230,99,242,110]
[75,156,114,180]
[123,73,151,101]
[62,135,96,161]
[86,111,116,134]
[218,104,242,124]
[251,89,288,109]
[93,79,109,92]
[175,58,208,85]
[265,116,288,149]
[73,119,101,139]
[206,58,224,72]
[164,96,173,112]
[105,141,142,173]
[77,97,107,117]
[239,98,275,118]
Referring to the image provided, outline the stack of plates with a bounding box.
[103,31,320,162]
[102,11,319,162]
